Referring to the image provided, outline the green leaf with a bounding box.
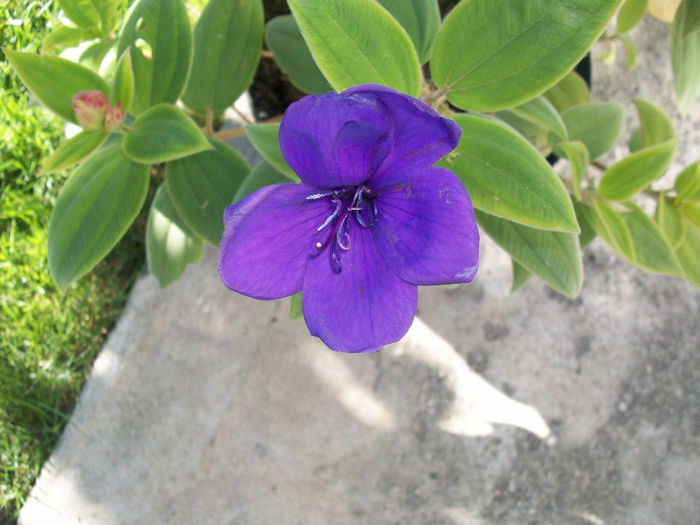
[288,0,422,96]
[629,126,643,153]
[620,35,638,71]
[581,200,635,260]
[676,0,700,39]
[573,200,597,248]
[593,99,675,202]
[511,259,533,292]
[598,42,616,66]
[233,160,295,202]
[244,122,298,180]
[507,95,568,142]
[48,143,149,289]
[656,194,686,249]
[40,130,108,174]
[598,139,677,200]
[166,138,250,245]
[617,0,648,33]
[620,202,682,275]
[117,0,193,115]
[264,15,333,95]
[5,50,109,123]
[146,183,203,287]
[561,103,624,159]
[79,38,115,70]
[680,201,700,230]
[675,219,700,288]
[289,292,303,320]
[43,26,96,52]
[111,50,134,112]
[123,104,211,164]
[442,114,579,232]
[57,0,101,28]
[674,161,700,201]
[98,0,123,33]
[182,0,263,115]
[584,200,681,275]
[543,70,591,112]
[376,0,441,64]
[634,98,675,146]
[494,111,552,152]
[672,0,700,114]
[497,96,567,156]
[556,141,589,201]
[431,0,621,111]
[475,210,583,298]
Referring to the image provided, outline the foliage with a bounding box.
[0,1,144,520]
[7,0,697,296]
[7,0,697,297]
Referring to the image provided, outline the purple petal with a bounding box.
[344,85,461,188]
[218,184,330,299]
[302,220,417,353]
[279,92,393,188]
[372,167,479,285]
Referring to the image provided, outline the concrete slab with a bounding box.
[20,15,700,525]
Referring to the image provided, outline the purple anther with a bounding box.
[330,251,342,274]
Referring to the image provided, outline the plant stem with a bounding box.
[205,107,214,136]
[591,160,608,172]
[209,115,282,140]
[211,127,246,140]
[232,104,253,125]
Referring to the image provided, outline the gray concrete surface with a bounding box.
[20,15,699,525]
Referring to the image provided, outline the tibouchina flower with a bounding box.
[219,85,479,353]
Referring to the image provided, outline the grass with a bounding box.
[1,1,146,521]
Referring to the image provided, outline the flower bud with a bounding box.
[104,102,125,131]
[72,90,109,130]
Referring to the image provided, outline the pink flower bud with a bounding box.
[104,102,125,131]
[72,91,109,130]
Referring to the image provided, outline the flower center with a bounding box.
[306,185,378,273]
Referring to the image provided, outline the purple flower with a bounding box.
[219,85,479,353]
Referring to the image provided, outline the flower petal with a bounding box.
[279,92,393,188]
[372,167,479,285]
[344,85,461,188]
[302,220,417,353]
[218,184,330,299]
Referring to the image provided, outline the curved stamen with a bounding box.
[355,208,371,228]
[337,231,351,250]
[352,186,364,206]
[316,208,350,252]
[316,198,342,232]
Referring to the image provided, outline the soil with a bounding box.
[249,0,299,120]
